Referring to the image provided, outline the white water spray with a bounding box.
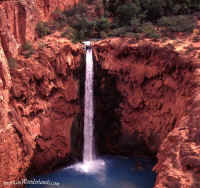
[67,41,104,174]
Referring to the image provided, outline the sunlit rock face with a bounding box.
[12,38,85,175]
[0,37,85,186]
[0,0,81,58]
[93,38,200,188]
[0,36,29,188]
[93,38,194,156]
[0,33,199,188]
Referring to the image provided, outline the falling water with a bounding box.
[83,41,94,162]
[67,41,104,174]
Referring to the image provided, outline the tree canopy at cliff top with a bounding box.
[35,0,200,42]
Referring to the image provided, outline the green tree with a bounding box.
[116,2,141,25]
[35,22,51,38]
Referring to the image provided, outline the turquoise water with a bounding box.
[27,156,156,188]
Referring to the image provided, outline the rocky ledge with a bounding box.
[0,36,199,188]
[0,0,80,58]
[93,38,200,188]
[0,36,85,187]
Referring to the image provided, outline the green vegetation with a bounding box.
[36,21,52,38]
[35,0,199,42]
[103,0,200,22]
[140,23,160,39]
[116,2,141,25]
[21,41,35,58]
[61,15,111,42]
[8,57,18,70]
[103,0,199,37]
[158,15,196,33]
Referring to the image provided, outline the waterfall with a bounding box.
[68,41,104,174]
[83,41,94,162]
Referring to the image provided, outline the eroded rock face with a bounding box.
[0,35,199,188]
[153,76,200,187]
[0,0,81,58]
[0,37,30,188]
[13,39,84,175]
[93,38,194,156]
[93,38,199,187]
[0,37,85,186]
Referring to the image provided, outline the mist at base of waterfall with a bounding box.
[67,159,105,174]
[27,156,156,188]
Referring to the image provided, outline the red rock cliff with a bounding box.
[0,34,199,188]
[0,3,200,185]
[0,36,85,187]
[93,38,200,188]
[0,0,82,58]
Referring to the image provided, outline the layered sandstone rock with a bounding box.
[0,0,82,58]
[0,11,199,186]
[153,67,200,188]
[93,38,199,188]
[0,36,29,188]
[0,36,84,187]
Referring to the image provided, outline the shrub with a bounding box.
[21,41,35,58]
[8,57,18,70]
[185,45,195,54]
[63,3,86,17]
[36,21,51,38]
[131,18,142,32]
[140,0,166,21]
[124,32,139,38]
[72,17,95,33]
[104,0,200,23]
[51,8,67,29]
[70,19,96,42]
[170,0,200,15]
[37,41,45,50]
[22,41,33,51]
[108,26,131,37]
[116,2,141,25]
[72,30,86,43]
[94,17,111,32]
[61,26,76,39]
[103,0,122,16]
[68,16,112,41]
[140,22,160,39]
[158,15,196,33]
[100,31,108,39]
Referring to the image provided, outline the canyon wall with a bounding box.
[0,1,199,188]
[0,3,200,184]
[0,0,82,59]
[93,38,200,188]
[93,38,194,156]
[0,34,199,188]
[0,37,84,187]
